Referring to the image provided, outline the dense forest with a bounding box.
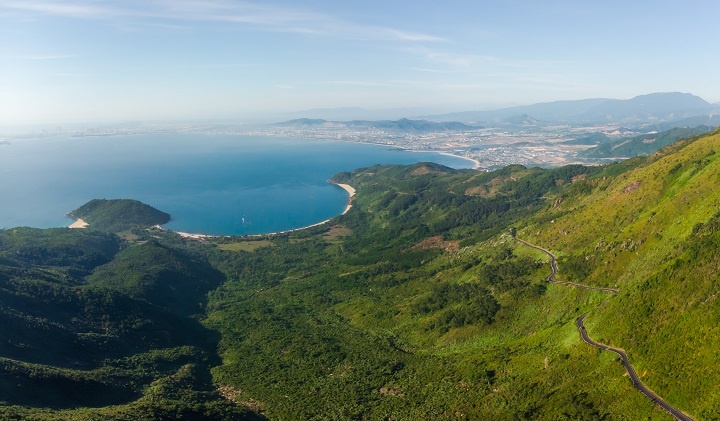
[1,128,720,419]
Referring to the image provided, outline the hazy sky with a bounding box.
[1,0,718,123]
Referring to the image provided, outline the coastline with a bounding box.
[334,182,356,215]
[405,149,481,170]
[437,151,481,170]
[317,136,481,170]
[165,181,356,239]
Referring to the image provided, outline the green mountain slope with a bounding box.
[579,126,712,158]
[522,127,720,419]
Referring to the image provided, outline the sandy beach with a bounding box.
[335,183,356,215]
[408,150,481,170]
[151,224,216,240]
[68,218,89,229]
[338,139,482,170]
[177,231,215,239]
[436,152,482,170]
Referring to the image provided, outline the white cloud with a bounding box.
[0,0,120,18]
[0,0,445,42]
[1,54,76,60]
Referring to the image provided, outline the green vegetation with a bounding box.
[523,126,720,419]
[4,128,720,418]
[563,132,612,146]
[69,199,171,232]
[216,240,275,253]
[0,228,255,419]
[580,125,712,158]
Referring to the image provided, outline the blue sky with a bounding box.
[1,0,718,123]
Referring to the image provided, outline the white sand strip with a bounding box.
[335,183,356,215]
[68,218,89,229]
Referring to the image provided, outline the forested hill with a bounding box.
[69,199,171,232]
[0,228,255,419]
[579,125,713,158]
[2,127,720,418]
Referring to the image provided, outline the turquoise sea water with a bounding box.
[0,134,471,235]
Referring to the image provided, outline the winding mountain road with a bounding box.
[515,236,693,421]
[515,237,619,293]
[576,315,693,421]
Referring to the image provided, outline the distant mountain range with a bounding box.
[418,92,719,126]
[274,118,481,133]
[277,93,719,129]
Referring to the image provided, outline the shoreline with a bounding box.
[438,152,481,170]
[334,137,482,170]
[405,149,481,170]
[334,182,356,215]
[68,218,89,229]
[165,181,356,239]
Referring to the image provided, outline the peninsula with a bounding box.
[68,199,171,233]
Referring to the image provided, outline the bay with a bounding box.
[0,134,473,235]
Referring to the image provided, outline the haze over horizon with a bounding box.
[1,0,719,124]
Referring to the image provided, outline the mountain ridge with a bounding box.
[419,92,716,125]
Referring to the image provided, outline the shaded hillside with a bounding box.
[0,227,120,275]
[580,125,713,158]
[88,241,224,315]
[0,227,253,419]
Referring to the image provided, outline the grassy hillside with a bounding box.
[521,127,720,419]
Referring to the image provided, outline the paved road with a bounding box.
[576,315,693,421]
[515,236,693,421]
[515,237,618,293]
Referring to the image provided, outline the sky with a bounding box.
[1,0,719,124]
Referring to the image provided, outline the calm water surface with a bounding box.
[0,134,472,235]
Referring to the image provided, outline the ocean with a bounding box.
[0,134,472,235]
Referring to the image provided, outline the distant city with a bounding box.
[2,92,718,171]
